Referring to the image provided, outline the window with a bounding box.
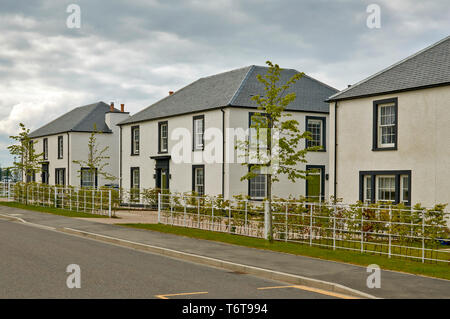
[158,121,168,153]
[43,138,48,160]
[130,167,140,202]
[376,176,396,202]
[55,168,65,186]
[306,165,325,201]
[248,167,267,199]
[193,115,204,151]
[373,98,398,150]
[305,116,326,150]
[131,126,140,155]
[360,170,411,205]
[249,112,269,164]
[192,165,204,195]
[57,136,64,159]
[80,168,97,188]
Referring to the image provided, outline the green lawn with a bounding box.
[119,223,450,280]
[0,201,113,218]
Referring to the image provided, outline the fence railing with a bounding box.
[1,182,118,217]
[157,193,450,264]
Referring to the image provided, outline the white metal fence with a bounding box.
[158,193,450,264]
[0,182,116,217]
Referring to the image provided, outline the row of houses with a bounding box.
[26,36,450,207]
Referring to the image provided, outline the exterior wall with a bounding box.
[30,112,128,187]
[329,85,450,206]
[121,107,329,200]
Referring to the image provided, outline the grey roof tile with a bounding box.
[119,65,338,125]
[29,101,119,138]
[328,36,450,101]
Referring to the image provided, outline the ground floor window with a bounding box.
[130,167,140,202]
[248,166,266,199]
[192,165,205,196]
[306,165,325,202]
[359,170,411,205]
[55,168,65,186]
[81,168,97,188]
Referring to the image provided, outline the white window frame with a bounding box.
[249,168,267,199]
[193,117,204,150]
[306,119,323,148]
[194,167,204,195]
[159,122,168,153]
[132,126,140,155]
[43,138,48,160]
[363,175,372,204]
[400,175,409,204]
[81,168,96,188]
[376,175,396,203]
[378,103,396,148]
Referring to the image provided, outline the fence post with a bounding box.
[54,188,57,208]
[285,202,288,242]
[388,206,392,258]
[228,204,231,233]
[170,195,173,226]
[264,201,269,240]
[421,209,425,263]
[211,202,214,231]
[76,190,79,211]
[108,190,112,218]
[309,203,313,246]
[245,200,248,235]
[100,190,102,212]
[197,198,200,228]
[7,181,10,202]
[92,189,94,213]
[157,192,161,224]
[69,188,72,211]
[183,196,186,227]
[361,210,364,253]
[333,205,336,250]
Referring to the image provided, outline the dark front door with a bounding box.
[155,158,169,190]
[41,163,49,184]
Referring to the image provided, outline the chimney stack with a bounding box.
[121,104,125,112]
[110,102,114,112]
[169,91,174,95]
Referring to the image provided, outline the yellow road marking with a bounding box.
[257,285,359,299]
[155,291,208,299]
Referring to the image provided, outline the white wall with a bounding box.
[121,106,329,200]
[329,85,450,206]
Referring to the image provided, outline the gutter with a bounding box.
[221,108,225,198]
[119,126,122,190]
[334,102,338,201]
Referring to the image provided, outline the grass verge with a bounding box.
[119,223,450,280]
[0,201,112,218]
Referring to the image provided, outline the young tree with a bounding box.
[8,123,43,183]
[73,126,116,187]
[237,61,322,241]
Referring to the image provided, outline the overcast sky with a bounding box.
[0,0,449,166]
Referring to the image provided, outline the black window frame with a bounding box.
[359,170,411,206]
[192,115,205,151]
[305,116,326,151]
[57,135,64,159]
[192,165,205,196]
[373,98,398,151]
[43,138,48,160]
[305,165,326,201]
[158,121,168,154]
[80,167,98,188]
[130,167,140,201]
[131,125,140,156]
[55,168,65,186]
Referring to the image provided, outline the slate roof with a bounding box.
[119,65,338,125]
[328,36,450,101]
[29,101,119,138]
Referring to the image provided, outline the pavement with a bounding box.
[0,205,449,299]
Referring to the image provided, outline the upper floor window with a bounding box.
[131,126,140,155]
[43,138,48,160]
[57,136,64,159]
[305,116,326,151]
[158,121,168,153]
[249,112,269,164]
[373,98,398,150]
[193,115,204,151]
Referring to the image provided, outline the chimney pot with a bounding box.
[121,104,125,112]
[110,102,114,112]
[169,91,174,95]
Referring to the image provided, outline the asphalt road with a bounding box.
[0,219,336,299]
